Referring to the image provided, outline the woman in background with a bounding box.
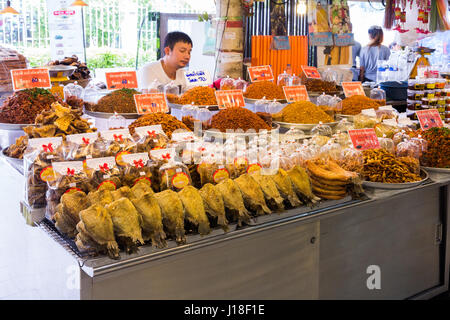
[359,26,391,82]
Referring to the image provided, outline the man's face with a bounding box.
[165,41,192,69]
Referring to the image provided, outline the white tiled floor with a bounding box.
[0,158,80,300]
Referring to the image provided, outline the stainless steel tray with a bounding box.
[84,110,141,119]
[0,122,36,130]
[244,97,287,104]
[273,121,339,131]
[203,123,280,140]
[1,147,24,175]
[362,169,429,189]
[422,166,450,173]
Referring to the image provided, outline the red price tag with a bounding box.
[215,89,245,108]
[247,65,274,82]
[348,128,380,151]
[134,93,168,114]
[105,71,138,90]
[301,66,321,79]
[283,85,309,102]
[416,109,444,130]
[342,82,365,97]
[11,68,51,91]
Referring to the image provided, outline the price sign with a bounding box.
[342,82,365,97]
[105,71,138,90]
[134,93,168,114]
[283,85,309,102]
[247,65,274,82]
[215,89,245,108]
[184,70,212,86]
[348,128,380,151]
[11,68,51,91]
[301,66,321,79]
[416,109,444,130]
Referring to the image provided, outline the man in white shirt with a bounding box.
[138,31,193,93]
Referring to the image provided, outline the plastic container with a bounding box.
[370,87,386,102]
[379,81,408,101]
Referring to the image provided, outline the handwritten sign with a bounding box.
[301,66,321,79]
[247,65,274,82]
[184,70,212,86]
[348,128,380,151]
[215,89,245,108]
[11,68,51,91]
[105,71,138,90]
[134,93,168,114]
[342,82,365,97]
[283,85,309,102]
[416,109,444,130]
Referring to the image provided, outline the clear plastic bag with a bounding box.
[410,135,428,158]
[65,132,103,161]
[336,118,354,132]
[233,77,248,91]
[392,130,410,146]
[370,87,386,103]
[253,97,268,113]
[121,153,158,190]
[373,123,398,138]
[85,157,123,191]
[159,160,192,191]
[195,108,213,129]
[220,76,235,90]
[354,113,379,129]
[164,81,180,96]
[147,79,163,93]
[316,93,333,106]
[337,147,364,174]
[24,137,64,208]
[266,99,284,114]
[100,129,138,160]
[379,134,395,154]
[63,82,84,100]
[319,140,343,161]
[333,130,351,147]
[107,112,126,130]
[277,71,290,87]
[311,122,333,137]
[291,74,301,86]
[133,125,169,153]
[396,139,420,160]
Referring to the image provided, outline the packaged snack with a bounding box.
[337,147,364,173]
[85,157,122,191]
[373,123,398,138]
[396,140,420,159]
[65,132,103,161]
[393,130,410,145]
[319,139,343,161]
[159,160,192,191]
[220,76,235,90]
[45,161,91,221]
[121,152,157,190]
[253,97,269,113]
[336,118,354,132]
[100,129,137,164]
[410,135,428,158]
[354,113,378,129]
[266,99,284,114]
[378,134,395,154]
[311,122,333,137]
[133,124,169,153]
[107,112,127,130]
[375,105,398,121]
[233,77,248,91]
[24,137,63,208]
[333,130,351,147]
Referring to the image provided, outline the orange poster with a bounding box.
[134,93,168,114]
[215,89,245,108]
[11,68,51,91]
[105,71,138,90]
[247,65,274,82]
[301,66,321,79]
[342,82,365,97]
[283,85,309,102]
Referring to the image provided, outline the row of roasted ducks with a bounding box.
[53,165,349,260]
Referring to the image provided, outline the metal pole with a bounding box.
[82,7,86,62]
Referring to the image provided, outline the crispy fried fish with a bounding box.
[249,172,285,212]
[87,189,114,206]
[215,179,251,227]
[287,165,319,204]
[271,169,302,208]
[154,190,186,245]
[75,204,120,259]
[111,186,133,201]
[234,174,271,216]
[131,181,154,200]
[131,192,167,248]
[178,186,211,236]
[106,198,144,253]
[198,183,228,232]
[54,191,89,238]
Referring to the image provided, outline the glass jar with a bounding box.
[426,79,436,90]
[408,79,416,90]
[434,90,442,98]
[424,90,435,99]
[407,99,415,110]
[429,98,438,107]
[436,79,446,89]
[414,91,424,100]
[407,90,415,100]
[415,78,426,90]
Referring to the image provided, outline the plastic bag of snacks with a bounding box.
[316,93,333,107]
[197,150,231,185]
[220,75,235,90]
[253,96,268,113]
[85,157,123,191]
[266,99,284,114]
[45,161,91,221]
[121,152,157,190]
[332,130,351,147]
[100,129,137,165]
[24,137,64,208]
[233,77,248,91]
[354,113,378,129]
[311,122,333,137]
[410,135,428,158]
[159,156,192,191]
[373,123,398,139]
[378,134,395,154]
[65,132,103,162]
[329,95,343,112]
[375,105,398,121]
[277,71,290,87]
[319,139,344,161]
[392,130,410,146]
[133,124,169,154]
[337,147,364,174]
[336,118,354,132]
[396,139,420,160]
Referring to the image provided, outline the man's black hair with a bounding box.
[164,31,193,50]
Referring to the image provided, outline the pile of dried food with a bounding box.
[0,88,61,124]
[86,88,140,113]
[5,102,96,159]
[341,95,382,115]
[48,55,90,80]
[209,107,272,132]
[411,127,450,168]
[362,149,422,183]
[273,101,334,124]
[179,86,217,106]
[303,78,337,93]
[243,81,285,100]
[129,112,190,138]
[166,93,181,105]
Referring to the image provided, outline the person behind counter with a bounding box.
[137,31,193,93]
[359,26,391,83]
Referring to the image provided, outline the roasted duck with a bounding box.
[198,183,229,232]
[215,179,251,227]
[131,192,167,248]
[234,174,271,216]
[177,186,211,236]
[154,190,186,245]
[106,198,144,253]
[75,204,120,259]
